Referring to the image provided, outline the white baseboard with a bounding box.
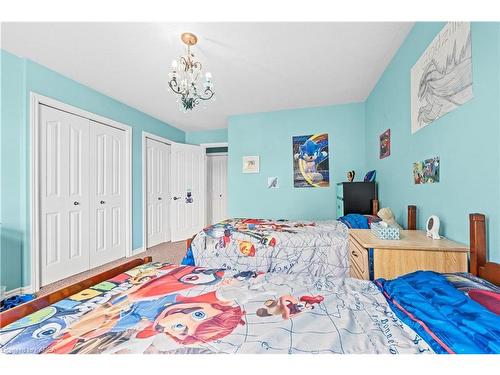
[4,285,34,299]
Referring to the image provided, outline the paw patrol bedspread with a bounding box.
[1,262,435,354]
[184,218,349,279]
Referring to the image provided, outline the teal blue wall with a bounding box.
[0,49,185,290]
[1,50,26,291]
[186,128,228,145]
[365,22,500,262]
[228,103,366,220]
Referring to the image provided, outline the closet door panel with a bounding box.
[89,121,126,267]
[146,138,170,247]
[40,105,90,286]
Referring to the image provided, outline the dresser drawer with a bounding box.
[349,238,369,280]
[336,198,344,218]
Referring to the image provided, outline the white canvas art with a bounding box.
[411,22,473,134]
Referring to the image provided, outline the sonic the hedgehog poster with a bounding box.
[292,133,330,188]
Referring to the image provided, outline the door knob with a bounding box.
[100,200,106,204]
[73,201,80,206]
[219,194,222,198]
[173,196,181,200]
[158,197,162,200]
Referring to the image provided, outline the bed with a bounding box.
[181,200,386,279]
[0,213,498,354]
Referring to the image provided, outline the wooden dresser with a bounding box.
[348,229,468,280]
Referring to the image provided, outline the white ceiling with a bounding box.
[1,22,413,132]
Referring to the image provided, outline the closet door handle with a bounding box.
[158,197,162,200]
[173,196,181,201]
[351,251,358,257]
[73,201,80,206]
[100,200,106,204]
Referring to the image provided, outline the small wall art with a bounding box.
[292,133,330,188]
[379,129,391,159]
[242,156,259,173]
[413,156,440,184]
[267,176,279,189]
[411,22,473,133]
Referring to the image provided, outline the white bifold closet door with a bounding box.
[88,120,126,268]
[146,138,171,247]
[40,105,127,286]
[207,154,228,225]
[170,142,206,242]
[40,105,91,286]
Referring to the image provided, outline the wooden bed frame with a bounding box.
[1,212,498,329]
[0,256,152,328]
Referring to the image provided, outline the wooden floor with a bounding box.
[37,241,187,296]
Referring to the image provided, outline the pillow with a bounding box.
[444,272,500,294]
[468,289,500,315]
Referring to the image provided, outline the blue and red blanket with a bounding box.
[376,271,500,354]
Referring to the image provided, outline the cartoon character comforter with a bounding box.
[183,218,349,279]
[1,263,499,354]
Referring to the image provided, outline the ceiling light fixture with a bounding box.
[168,32,215,111]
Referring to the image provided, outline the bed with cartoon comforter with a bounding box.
[1,262,499,354]
[182,218,350,279]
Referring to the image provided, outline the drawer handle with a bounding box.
[351,250,358,257]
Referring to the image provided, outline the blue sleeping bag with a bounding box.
[375,271,500,354]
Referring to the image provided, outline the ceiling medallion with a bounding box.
[168,32,215,111]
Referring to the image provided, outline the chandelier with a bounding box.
[168,32,215,111]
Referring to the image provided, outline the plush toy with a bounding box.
[377,207,402,229]
[347,170,355,182]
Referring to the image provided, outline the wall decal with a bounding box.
[413,156,440,184]
[292,133,329,188]
[411,22,473,134]
[267,176,279,189]
[242,156,259,173]
[379,129,391,159]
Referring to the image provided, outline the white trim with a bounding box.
[200,142,228,148]
[141,131,176,253]
[30,92,133,292]
[206,152,228,156]
[4,285,34,300]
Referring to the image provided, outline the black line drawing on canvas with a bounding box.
[411,22,473,133]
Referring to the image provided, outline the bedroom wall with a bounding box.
[228,103,366,220]
[0,49,186,290]
[365,22,500,262]
[185,128,228,145]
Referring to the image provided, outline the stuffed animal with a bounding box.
[377,207,402,229]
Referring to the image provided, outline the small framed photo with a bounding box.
[380,129,391,159]
[242,156,259,173]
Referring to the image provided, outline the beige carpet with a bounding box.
[37,241,187,296]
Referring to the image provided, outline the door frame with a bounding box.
[206,153,228,225]
[30,92,133,292]
[140,131,175,253]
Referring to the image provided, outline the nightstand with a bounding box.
[348,229,468,280]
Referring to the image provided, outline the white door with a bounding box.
[170,142,206,242]
[146,138,171,247]
[89,120,127,268]
[40,105,90,286]
[207,154,228,225]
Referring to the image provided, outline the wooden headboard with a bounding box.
[469,213,500,285]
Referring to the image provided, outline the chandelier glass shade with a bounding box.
[168,32,215,111]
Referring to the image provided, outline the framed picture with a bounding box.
[242,156,259,173]
[292,133,329,188]
[413,156,440,184]
[267,176,279,189]
[379,129,391,159]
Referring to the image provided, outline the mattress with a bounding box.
[184,218,349,279]
[2,262,498,354]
